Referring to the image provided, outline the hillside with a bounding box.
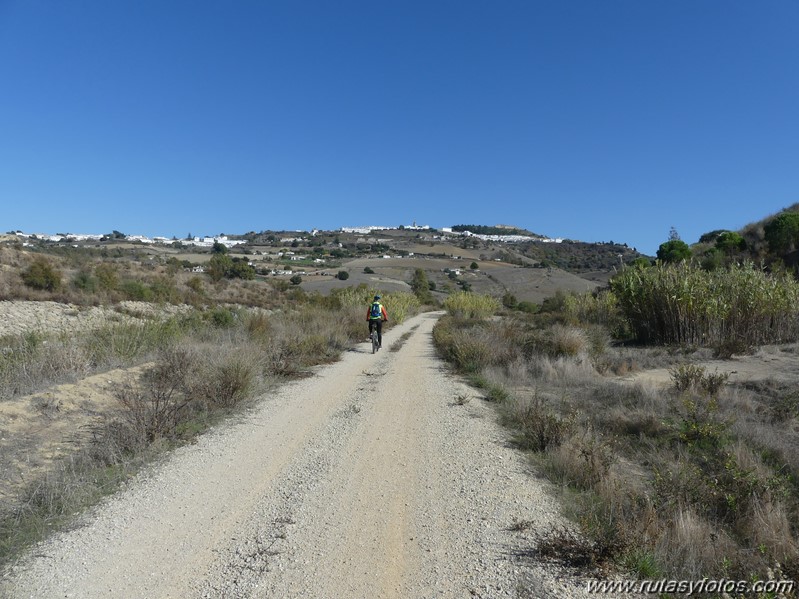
[1,225,649,308]
[686,202,799,270]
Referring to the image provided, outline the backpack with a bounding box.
[370,302,382,319]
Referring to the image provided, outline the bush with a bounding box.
[336,270,349,280]
[508,394,574,452]
[21,257,62,291]
[94,263,118,290]
[290,274,302,285]
[71,270,98,293]
[363,267,374,274]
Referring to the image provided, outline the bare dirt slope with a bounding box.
[2,312,603,599]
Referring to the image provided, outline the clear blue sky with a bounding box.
[1,1,797,255]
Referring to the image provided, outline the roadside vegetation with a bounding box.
[433,263,799,591]
[0,244,420,565]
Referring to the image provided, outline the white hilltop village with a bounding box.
[12,232,247,248]
[8,223,563,246]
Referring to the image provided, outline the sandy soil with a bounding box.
[622,345,799,387]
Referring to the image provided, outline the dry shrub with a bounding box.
[506,394,574,452]
[548,324,588,357]
[547,429,615,490]
[655,509,739,579]
[188,345,260,408]
[536,354,596,385]
[449,329,494,373]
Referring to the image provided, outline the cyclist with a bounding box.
[366,294,388,348]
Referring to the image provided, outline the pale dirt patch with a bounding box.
[0,364,150,507]
[0,300,190,338]
[621,345,799,388]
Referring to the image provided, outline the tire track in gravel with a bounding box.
[3,311,610,599]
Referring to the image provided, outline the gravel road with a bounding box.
[2,312,604,599]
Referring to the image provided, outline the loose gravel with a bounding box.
[2,312,617,598]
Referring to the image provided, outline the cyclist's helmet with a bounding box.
[374,295,381,300]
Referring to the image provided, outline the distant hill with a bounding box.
[450,224,537,237]
[690,202,799,270]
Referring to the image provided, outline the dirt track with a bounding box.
[2,312,599,598]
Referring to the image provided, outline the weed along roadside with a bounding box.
[432,280,799,594]
[0,286,422,567]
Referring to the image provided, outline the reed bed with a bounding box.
[611,261,799,351]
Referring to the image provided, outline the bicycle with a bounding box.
[369,323,380,354]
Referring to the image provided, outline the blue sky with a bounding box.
[1,1,797,255]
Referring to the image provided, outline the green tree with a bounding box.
[290,274,303,285]
[470,261,479,270]
[21,257,62,291]
[715,231,746,255]
[211,240,228,255]
[207,254,233,282]
[336,270,350,280]
[764,212,799,254]
[657,239,692,263]
[410,268,433,303]
[229,258,255,280]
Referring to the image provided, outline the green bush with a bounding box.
[21,257,62,291]
[94,264,118,290]
[209,307,236,328]
[336,270,349,280]
[119,280,153,301]
[71,270,98,293]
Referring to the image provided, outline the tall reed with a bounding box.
[610,262,799,349]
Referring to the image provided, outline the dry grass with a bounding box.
[433,307,799,585]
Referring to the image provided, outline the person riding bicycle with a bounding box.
[366,295,388,348]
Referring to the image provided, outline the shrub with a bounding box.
[516,301,538,313]
[508,394,574,452]
[548,429,615,490]
[186,276,204,294]
[71,269,98,293]
[21,257,62,291]
[336,270,349,280]
[289,274,302,285]
[363,267,374,274]
[670,363,729,397]
[208,307,236,328]
[119,280,153,301]
[94,263,118,290]
[502,292,518,309]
